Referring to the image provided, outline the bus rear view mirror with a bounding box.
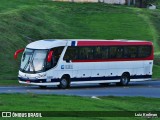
[14,48,24,59]
[47,50,54,62]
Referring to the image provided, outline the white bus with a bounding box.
[14,39,154,89]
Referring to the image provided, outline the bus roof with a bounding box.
[26,39,153,49]
[26,39,68,49]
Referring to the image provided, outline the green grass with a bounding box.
[153,65,160,78]
[0,94,159,120]
[0,0,160,80]
[0,80,19,86]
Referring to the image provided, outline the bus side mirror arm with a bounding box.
[14,48,24,59]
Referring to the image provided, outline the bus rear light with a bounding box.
[47,50,54,62]
[14,48,24,59]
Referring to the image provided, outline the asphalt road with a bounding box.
[0,80,160,98]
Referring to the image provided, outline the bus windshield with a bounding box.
[20,49,48,73]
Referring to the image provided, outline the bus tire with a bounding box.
[117,73,130,86]
[58,77,70,89]
[39,86,47,89]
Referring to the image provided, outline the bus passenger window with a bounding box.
[116,47,124,58]
[79,47,87,59]
[94,47,102,59]
[109,47,117,58]
[79,47,93,60]
[101,47,108,59]
[63,47,78,61]
[138,46,151,58]
[128,46,137,58]
[94,47,108,59]
[124,47,130,58]
[109,47,124,59]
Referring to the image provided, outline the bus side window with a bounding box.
[63,47,78,61]
[79,47,86,59]
[87,47,94,60]
[94,46,108,59]
[109,47,117,58]
[109,47,124,59]
[128,46,138,58]
[78,47,93,60]
[52,47,64,66]
[46,47,64,70]
[94,47,102,59]
[101,47,108,59]
[124,47,130,58]
[116,47,124,58]
[138,46,151,58]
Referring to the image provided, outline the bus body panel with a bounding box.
[17,39,153,87]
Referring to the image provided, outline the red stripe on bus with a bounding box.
[77,41,152,46]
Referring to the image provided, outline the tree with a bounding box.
[127,0,131,6]
[138,0,158,8]
[133,0,136,5]
[139,0,143,8]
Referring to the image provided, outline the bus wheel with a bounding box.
[58,77,70,89]
[39,86,47,89]
[117,73,129,86]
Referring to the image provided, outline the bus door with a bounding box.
[63,47,78,78]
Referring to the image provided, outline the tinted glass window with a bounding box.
[63,47,78,60]
[124,46,137,58]
[116,47,124,58]
[109,47,117,58]
[138,46,152,58]
[79,47,93,60]
[46,47,64,70]
[94,47,108,59]
[101,47,109,59]
[64,46,109,60]
[64,45,151,61]
[109,47,124,58]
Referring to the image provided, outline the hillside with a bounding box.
[0,0,160,80]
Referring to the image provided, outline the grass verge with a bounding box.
[0,94,159,120]
[0,80,19,86]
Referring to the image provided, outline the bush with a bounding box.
[154,54,160,66]
[136,0,158,8]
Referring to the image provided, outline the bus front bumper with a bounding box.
[19,80,59,86]
[18,77,60,86]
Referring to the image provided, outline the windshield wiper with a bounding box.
[22,56,30,72]
[22,51,35,72]
[30,55,35,73]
